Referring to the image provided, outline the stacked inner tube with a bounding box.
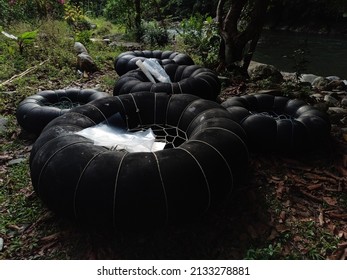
[221,93,331,152]
[29,92,249,231]
[114,50,195,76]
[16,88,108,135]
[114,64,221,101]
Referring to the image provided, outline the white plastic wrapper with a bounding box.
[136,60,156,83]
[142,58,172,83]
[76,124,166,153]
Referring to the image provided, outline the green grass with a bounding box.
[0,17,124,259]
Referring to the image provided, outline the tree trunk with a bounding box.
[134,0,142,41]
[217,0,270,75]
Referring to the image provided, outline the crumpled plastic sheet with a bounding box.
[75,113,166,152]
[142,58,171,83]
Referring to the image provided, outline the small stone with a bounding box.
[324,94,339,106]
[7,158,26,166]
[300,74,319,84]
[311,93,324,101]
[248,63,283,83]
[341,97,347,107]
[0,237,3,251]
[326,76,341,81]
[326,80,347,91]
[327,107,347,115]
[77,53,98,73]
[257,89,282,96]
[74,42,88,55]
[312,76,330,90]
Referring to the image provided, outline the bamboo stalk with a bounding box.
[0,59,49,87]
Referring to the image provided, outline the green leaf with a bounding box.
[18,30,38,41]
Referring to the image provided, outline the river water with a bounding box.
[253,30,347,79]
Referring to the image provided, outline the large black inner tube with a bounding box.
[16,88,109,135]
[222,93,331,152]
[29,92,249,231]
[114,64,221,101]
[114,50,195,76]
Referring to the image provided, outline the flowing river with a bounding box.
[253,30,347,79]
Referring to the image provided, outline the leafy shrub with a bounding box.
[141,21,169,47]
[178,14,221,68]
[1,28,38,55]
[104,0,134,29]
[75,30,92,46]
[0,0,64,25]
[63,2,92,31]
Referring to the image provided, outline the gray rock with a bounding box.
[326,80,347,91]
[74,42,88,55]
[0,237,3,251]
[256,89,283,96]
[312,76,330,90]
[341,97,347,107]
[300,74,319,84]
[327,107,347,115]
[324,94,340,106]
[326,76,341,81]
[77,53,98,73]
[248,63,283,83]
[311,93,324,102]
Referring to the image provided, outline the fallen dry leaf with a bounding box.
[279,211,286,223]
[327,212,347,221]
[41,232,62,242]
[323,196,337,206]
[307,183,322,191]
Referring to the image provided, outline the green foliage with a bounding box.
[1,29,38,55]
[0,0,65,25]
[161,0,219,20]
[63,1,93,32]
[17,30,38,54]
[64,2,84,25]
[290,46,310,81]
[104,0,135,28]
[178,14,220,68]
[141,21,169,47]
[245,243,283,260]
[75,30,91,46]
[300,221,339,260]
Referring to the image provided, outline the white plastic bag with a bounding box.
[136,60,157,83]
[76,123,165,152]
[142,58,172,83]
